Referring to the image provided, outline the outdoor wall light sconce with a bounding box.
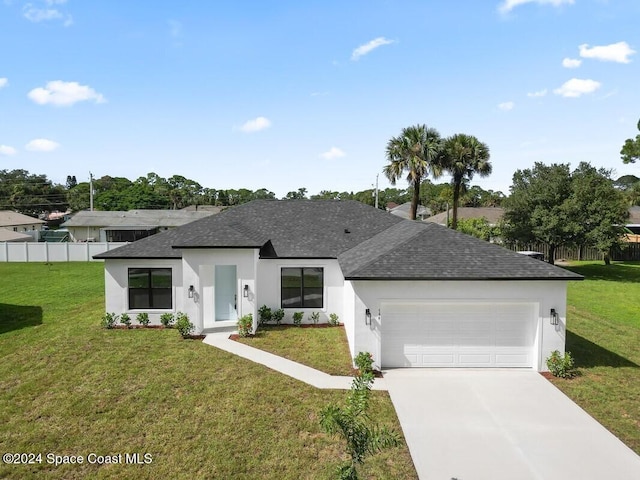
[188,285,194,298]
[550,308,559,326]
[365,308,371,325]
[243,284,249,298]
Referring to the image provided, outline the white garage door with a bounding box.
[381,302,537,368]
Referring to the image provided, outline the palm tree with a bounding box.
[383,125,443,220]
[441,134,491,229]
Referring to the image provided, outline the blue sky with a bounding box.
[1,0,638,198]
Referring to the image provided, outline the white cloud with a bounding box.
[527,89,547,97]
[0,145,17,156]
[0,78,7,88]
[319,147,346,160]
[239,116,271,133]
[23,3,72,26]
[579,42,636,64]
[498,101,515,111]
[553,78,601,97]
[351,37,395,61]
[498,0,574,14]
[562,57,582,68]
[25,138,60,152]
[28,81,106,106]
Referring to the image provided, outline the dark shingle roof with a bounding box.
[95,200,402,259]
[95,199,581,280]
[341,222,581,280]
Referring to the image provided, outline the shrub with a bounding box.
[237,314,253,337]
[175,312,194,337]
[328,313,340,326]
[546,350,577,379]
[120,313,132,328]
[354,351,374,376]
[309,311,320,325]
[272,308,285,325]
[136,312,150,326]
[320,351,400,479]
[160,312,175,328]
[258,305,272,325]
[292,311,304,327]
[101,312,118,329]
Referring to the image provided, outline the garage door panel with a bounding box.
[381,302,536,368]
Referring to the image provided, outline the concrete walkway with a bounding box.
[384,368,640,480]
[203,332,387,390]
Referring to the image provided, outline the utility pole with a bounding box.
[374,174,379,209]
[89,172,94,211]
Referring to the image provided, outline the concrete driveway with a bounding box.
[384,369,640,480]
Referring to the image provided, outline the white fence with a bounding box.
[0,242,128,262]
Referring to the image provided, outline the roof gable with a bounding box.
[0,211,45,227]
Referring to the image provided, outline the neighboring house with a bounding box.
[61,209,215,242]
[625,206,640,242]
[388,202,431,220]
[95,200,581,372]
[0,211,46,241]
[0,229,33,242]
[424,207,505,226]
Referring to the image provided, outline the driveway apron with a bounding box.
[384,369,640,480]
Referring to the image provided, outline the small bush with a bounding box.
[309,311,320,325]
[237,314,253,337]
[136,312,150,326]
[354,351,374,376]
[120,313,132,328]
[175,312,194,337]
[272,308,285,325]
[328,313,340,326]
[258,305,272,325]
[546,350,577,379]
[160,312,175,328]
[101,312,118,329]
[292,311,304,327]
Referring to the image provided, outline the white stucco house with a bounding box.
[95,200,582,372]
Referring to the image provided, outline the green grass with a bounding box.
[236,325,354,376]
[551,261,640,454]
[0,263,417,480]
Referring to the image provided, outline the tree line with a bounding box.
[0,169,505,217]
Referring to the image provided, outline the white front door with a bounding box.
[215,265,238,322]
[381,302,536,368]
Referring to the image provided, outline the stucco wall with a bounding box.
[256,258,345,325]
[103,258,184,324]
[181,249,259,333]
[348,280,568,371]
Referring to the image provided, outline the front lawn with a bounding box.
[553,261,640,454]
[0,263,417,479]
[236,325,354,376]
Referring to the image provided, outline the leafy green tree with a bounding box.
[252,188,276,200]
[383,124,443,220]
[440,134,492,229]
[503,163,576,264]
[67,182,91,211]
[0,169,67,215]
[504,162,626,265]
[167,175,203,209]
[284,187,308,200]
[621,118,640,164]
[455,217,501,242]
[568,163,629,264]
